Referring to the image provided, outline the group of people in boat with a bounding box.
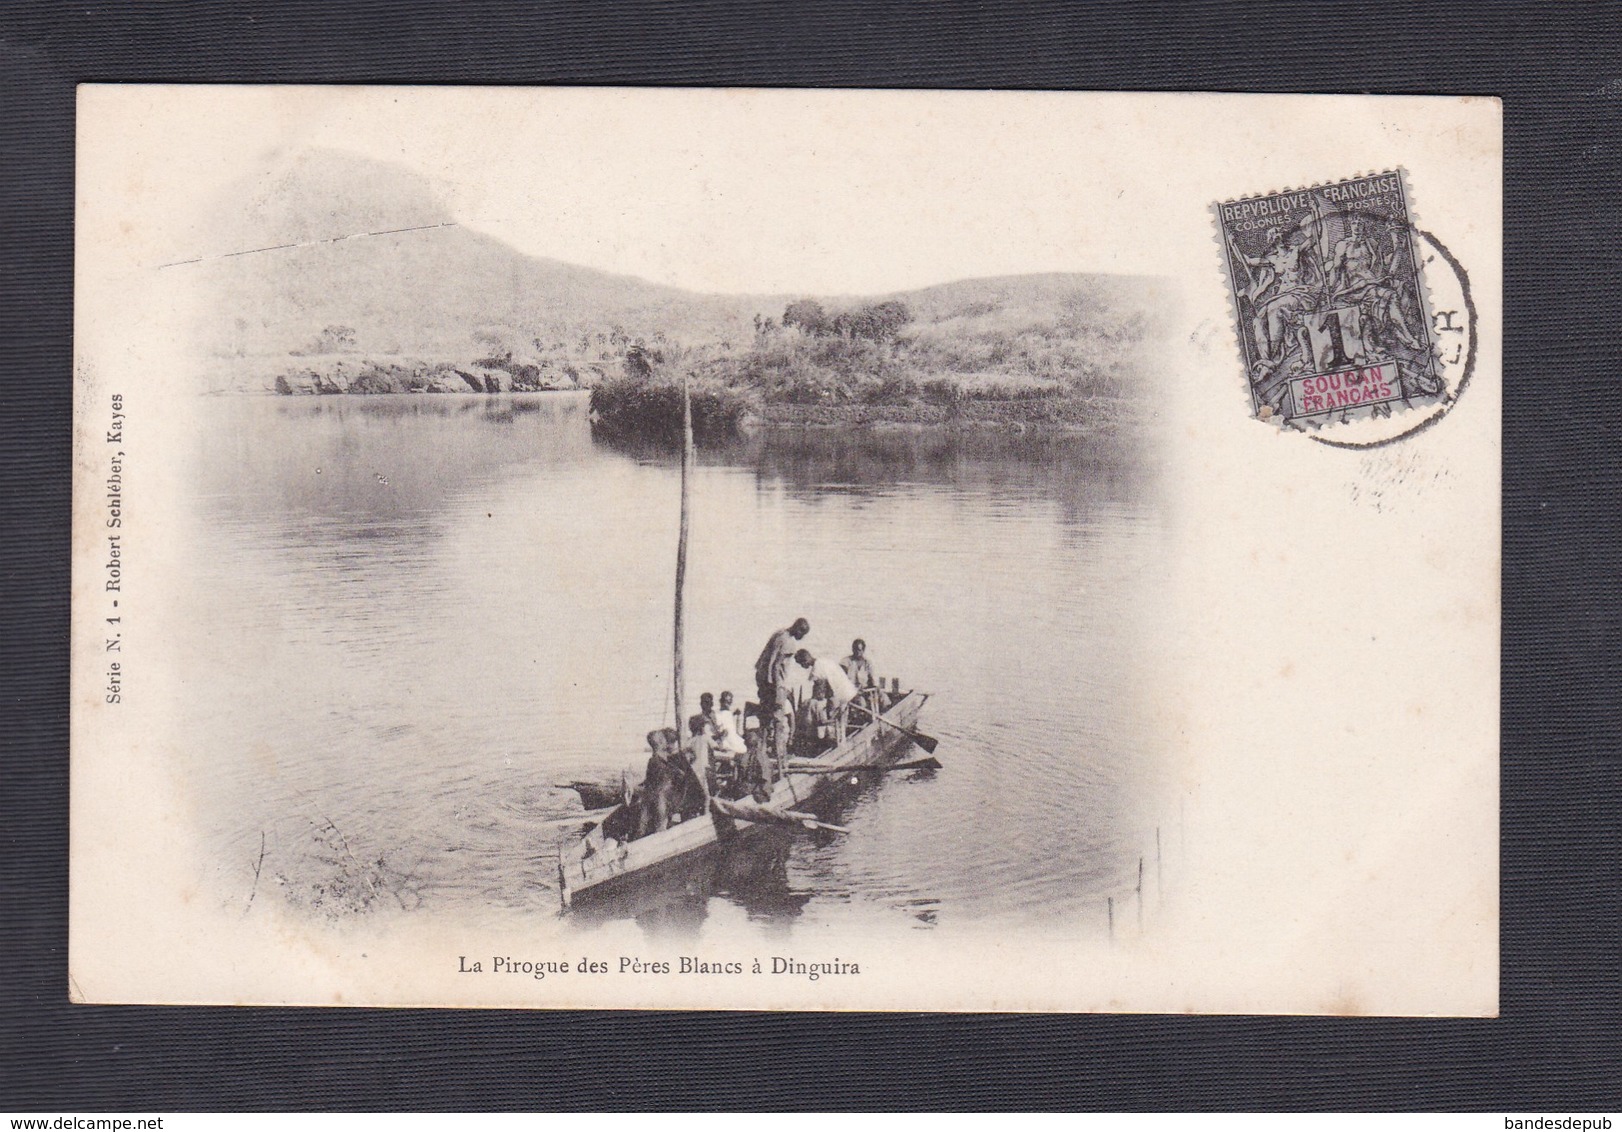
[627,619,887,839]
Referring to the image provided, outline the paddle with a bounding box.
[545,804,620,826]
[710,796,851,834]
[849,700,940,752]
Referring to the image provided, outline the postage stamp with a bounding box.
[1216,171,1444,428]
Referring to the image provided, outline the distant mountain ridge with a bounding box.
[190,148,1148,370]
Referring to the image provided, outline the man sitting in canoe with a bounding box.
[841,638,876,692]
[635,726,707,837]
[712,691,747,756]
[688,692,717,742]
[705,691,750,798]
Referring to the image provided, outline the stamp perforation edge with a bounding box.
[1212,167,1447,435]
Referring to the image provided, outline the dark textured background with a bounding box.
[2,1,1618,1111]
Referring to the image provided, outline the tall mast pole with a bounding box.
[672,371,693,729]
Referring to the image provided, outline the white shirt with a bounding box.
[812,658,859,708]
[713,708,747,754]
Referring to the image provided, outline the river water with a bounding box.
[178,392,1169,941]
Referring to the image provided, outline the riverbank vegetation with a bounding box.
[257,272,1164,444]
[591,277,1164,441]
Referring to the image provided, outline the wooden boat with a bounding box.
[557,689,929,907]
[554,372,934,908]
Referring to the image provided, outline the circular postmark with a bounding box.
[1305,225,1476,451]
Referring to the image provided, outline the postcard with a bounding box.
[70,87,1500,1012]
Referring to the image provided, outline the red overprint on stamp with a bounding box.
[1290,362,1400,415]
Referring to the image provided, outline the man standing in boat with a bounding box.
[754,617,810,784]
[755,618,810,707]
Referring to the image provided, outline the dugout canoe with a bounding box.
[555,689,928,908]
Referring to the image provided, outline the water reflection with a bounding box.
[600,422,1151,526]
[569,829,811,940]
[183,392,1163,941]
[198,392,594,529]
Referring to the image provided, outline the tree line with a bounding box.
[761,299,912,343]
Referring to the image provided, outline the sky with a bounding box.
[80,87,1212,295]
[80,87,1496,298]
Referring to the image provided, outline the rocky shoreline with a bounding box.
[258,357,1139,443]
[269,356,580,396]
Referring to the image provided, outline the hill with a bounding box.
[186,147,1168,434]
[190,149,768,370]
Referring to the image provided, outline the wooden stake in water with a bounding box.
[672,372,693,727]
[1137,856,1144,929]
[1107,895,1114,941]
